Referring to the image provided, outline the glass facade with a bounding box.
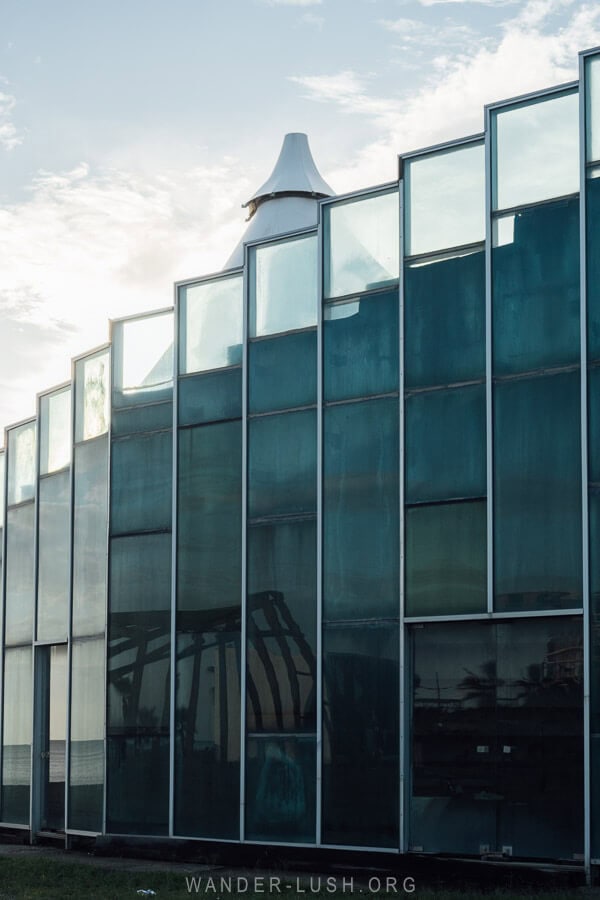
[0,52,598,875]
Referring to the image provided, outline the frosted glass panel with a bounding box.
[75,351,110,443]
[325,191,399,299]
[40,388,71,475]
[405,143,485,256]
[0,451,4,528]
[114,312,174,396]
[180,275,242,373]
[493,90,579,210]
[249,235,317,336]
[588,55,600,163]
[7,421,35,506]
[2,646,32,825]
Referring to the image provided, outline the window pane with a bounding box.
[5,503,35,645]
[106,736,169,835]
[0,451,5,528]
[587,54,600,163]
[405,384,486,504]
[247,520,316,733]
[112,401,172,436]
[493,91,579,210]
[111,431,172,535]
[110,533,171,615]
[37,471,70,642]
[178,422,241,616]
[112,312,173,406]
[249,330,317,414]
[324,191,399,299]
[69,638,104,832]
[2,646,32,825]
[405,143,485,256]
[406,501,486,617]
[323,624,398,847]
[175,628,241,839]
[72,437,108,637]
[404,248,485,388]
[178,369,242,426]
[245,734,316,844]
[7,421,35,506]
[40,388,71,474]
[249,234,317,337]
[494,373,581,611]
[587,173,600,361]
[324,289,399,401]
[492,198,580,375]
[179,275,242,373]
[248,410,316,518]
[324,399,399,620]
[75,351,110,443]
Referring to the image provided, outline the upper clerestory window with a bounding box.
[249,233,318,337]
[179,274,242,374]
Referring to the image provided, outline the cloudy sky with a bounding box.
[0,0,598,434]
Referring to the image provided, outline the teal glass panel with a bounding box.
[72,437,108,638]
[175,628,241,839]
[75,351,110,442]
[322,624,398,847]
[249,234,317,337]
[112,312,173,408]
[405,142,485,256]
[108,626,170,732]
[587,55,600,163]
[69,638,104,832]
[248,410,316,519]
[247,520,316,733]
[492,197,580,375]
[179,274,242,374]
[178,369,242,426]
[177,422,242,615]
[494,372,581,611]
[405,384,486,503]
[249,330,317,414]
[106,735,169,835]
[405,501,486,617]
[590,367,600,483]
[37,470,70,642]
[111,430,172,535]
[7,421,35,506]
[324,289,398,401]
[40,388,71,475]
[404,248,485,388]
[587,174,600,361]
[324,190,399,299]
[2,646,32,825]
[5,503,35,645]
[493,90,579,211]
[111,401,172,436]
[245,734,316,844]
[110,533,171,615]
[323,399,399,620]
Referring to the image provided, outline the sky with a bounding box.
[0,0,598,435]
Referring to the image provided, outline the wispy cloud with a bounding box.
[379,16,478,49]
[416,0,517,6]
[262,0,323,6]
[300,11,325,28]
[0,89,22,150]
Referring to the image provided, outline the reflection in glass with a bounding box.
[111,431,172,535]
[69,638,105,832]
[587,54,600,164]
[113,312,174,402]
[72,437,108,637]
[111,533,171,614]
[107,735,169,835]
[2,646,32,825]
[248,410,316,518]
[179,275,242,374]
[493,90,579,211]
[324,191,399,299]
[249,330,317,413]
[405,143,484,256]
[5,503,35,645]
[75,351,110,442]
[178,369,242,426]
[249,234,317,337]
[37,471,70,642]
[7,421,35,506]
[40,388,71,475]
[587,173,600,361]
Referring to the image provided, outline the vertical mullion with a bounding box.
[29,415,40,839]
[398,168,406,854]
[316,205,324,847]
[485,107,494,618]
[65,381,76,839]
[102,343,113,837]
[168,286,179,838]
[0,447,5,824]
[239,249,249,843]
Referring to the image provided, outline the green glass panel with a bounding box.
[40,388,71,475]
[406,501,486,617]
[323,399,399,620]
[37,471,70,642]
[179,274,242,374]
[492,197,580,375]
[249,331,317,414]
[175,628,241,839]
[247,520,316,733]
[72,437,108,638]
[5,503,35,645]
[494,372,582,611]
[110,533,171,614]
[107,628,170,732]
[7,421,35,506]
[106,736,169,834]
[111,401,172,436]
[590,492,600,734]
[249,234,317,336]
[322,624,398,847]
[2,646,32,825]
[75,350,110,443]
[324,289,398,402]
[406,384,485,503]
[69,638,104,832]
[248,410,316,519]
[178,369,242,426]
[177,422,242,615]
[245,734,316,844]
[111,430,172,535]
[587,174,600,362]
[404,249,485,388]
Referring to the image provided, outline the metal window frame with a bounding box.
[176,269,244,377]
[239,242,249,842]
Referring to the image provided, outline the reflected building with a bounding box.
[1,53,600,878]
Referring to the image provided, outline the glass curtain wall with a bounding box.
[322,190,400,848]
[107,312,173,834]
[176,273,243,839]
